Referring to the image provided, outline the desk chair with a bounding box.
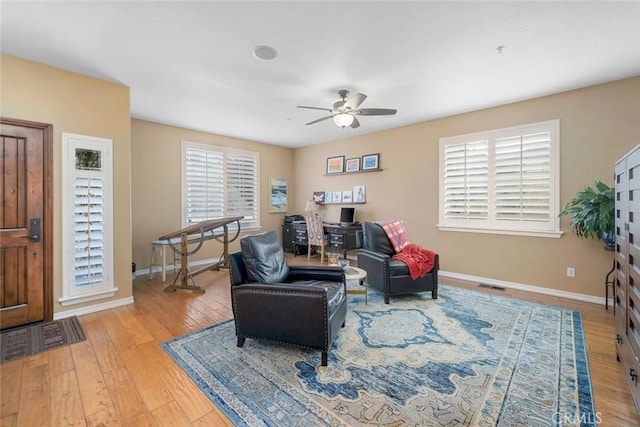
[305,214,327,264]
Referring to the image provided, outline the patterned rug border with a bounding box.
[162,285,597,426]
[163,318,244,425]
[1,316,86,363]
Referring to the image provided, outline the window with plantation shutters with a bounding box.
[439,120,561,237]
[182,141,260,230]
[61,134,116,306]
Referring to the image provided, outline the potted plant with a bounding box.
[559,180,615,250]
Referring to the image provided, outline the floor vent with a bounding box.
[478,283,506,291]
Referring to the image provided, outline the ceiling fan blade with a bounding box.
[350,116,361,129]
[297,106,333,112]
[305,115,334,125]
[344,93,367,111]
[353,108,397,116]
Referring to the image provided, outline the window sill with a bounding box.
[437,225,563,239]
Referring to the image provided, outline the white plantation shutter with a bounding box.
[74,178,105,286]
[226,153,258,223]
[61,134,116,306]
[183,142,259,229]
[495,132,551,224]
[439,120,560,237]
[443,141,489,222]
[185,148,224,223]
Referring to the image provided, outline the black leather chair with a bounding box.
[357,222,438,304]
[229,231,346,366]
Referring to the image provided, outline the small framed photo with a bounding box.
[313,191,325,204]
[324,191,333,203]
[332,191,342,203]
[326,156,345,174]
[353,185,366,203]
[345,157,360,172]
[342,191,353,203]
[362,153,380,170]
[327,254,339,266]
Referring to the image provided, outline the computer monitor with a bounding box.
[340,207,356,225]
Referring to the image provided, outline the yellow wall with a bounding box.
[4,50,638,304]
[293,76,640,298]
[0,54,132,315]
[131,119,294,270]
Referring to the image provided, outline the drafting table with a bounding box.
[157,216,243,293]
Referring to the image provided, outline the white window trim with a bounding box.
[60,133,117,306]
[438,120,562,238]
[181,140,261,231]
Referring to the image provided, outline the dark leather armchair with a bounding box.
[357,222,438,304]
[229,231,346,366]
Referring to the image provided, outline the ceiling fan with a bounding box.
[297,90,397,129]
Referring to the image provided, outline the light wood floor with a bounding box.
[2,254,640,426]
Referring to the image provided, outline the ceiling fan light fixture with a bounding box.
[333,113,354,128]
[252,45,277,61]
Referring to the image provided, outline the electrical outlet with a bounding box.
[567,267,576,278]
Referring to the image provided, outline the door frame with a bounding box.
[2,117,53,322]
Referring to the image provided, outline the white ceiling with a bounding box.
[2,1,639,148]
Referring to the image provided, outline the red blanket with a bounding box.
[393,243,436,279]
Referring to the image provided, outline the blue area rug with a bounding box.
[162,285,596,426]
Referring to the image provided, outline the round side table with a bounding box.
[344,267,368,305]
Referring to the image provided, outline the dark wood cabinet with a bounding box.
[282,221,361,258]
[325,224,360,258]
[615,143,640,414]
[282,223,296,253]
[293,222,308,255]
[282,222,307,254]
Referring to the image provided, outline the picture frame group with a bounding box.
[313,185,365,204]
[326,153,380,174]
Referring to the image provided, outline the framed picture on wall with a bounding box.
[325,191,333,203]
[342,191,353,203]
[353,185,366,203]
[326,156,345,174]
[346,157,360,172]
[333,191,342,203]
[313,191,325,203]
[269,177,288,213]
[362,153,380,170]
[269,178,288,213]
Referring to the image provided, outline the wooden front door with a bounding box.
[0,119,52,329]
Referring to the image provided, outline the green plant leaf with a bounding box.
[559,179,614,240]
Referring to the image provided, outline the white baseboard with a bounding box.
[135,257,223,278]
[439,270,611,307]
[54,296,135,320]
[136,256,610,307]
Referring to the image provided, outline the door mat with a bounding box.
[1,316,86,363]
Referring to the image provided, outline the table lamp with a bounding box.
[305,200,318,215]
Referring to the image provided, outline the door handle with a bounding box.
[28,218,41,241]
